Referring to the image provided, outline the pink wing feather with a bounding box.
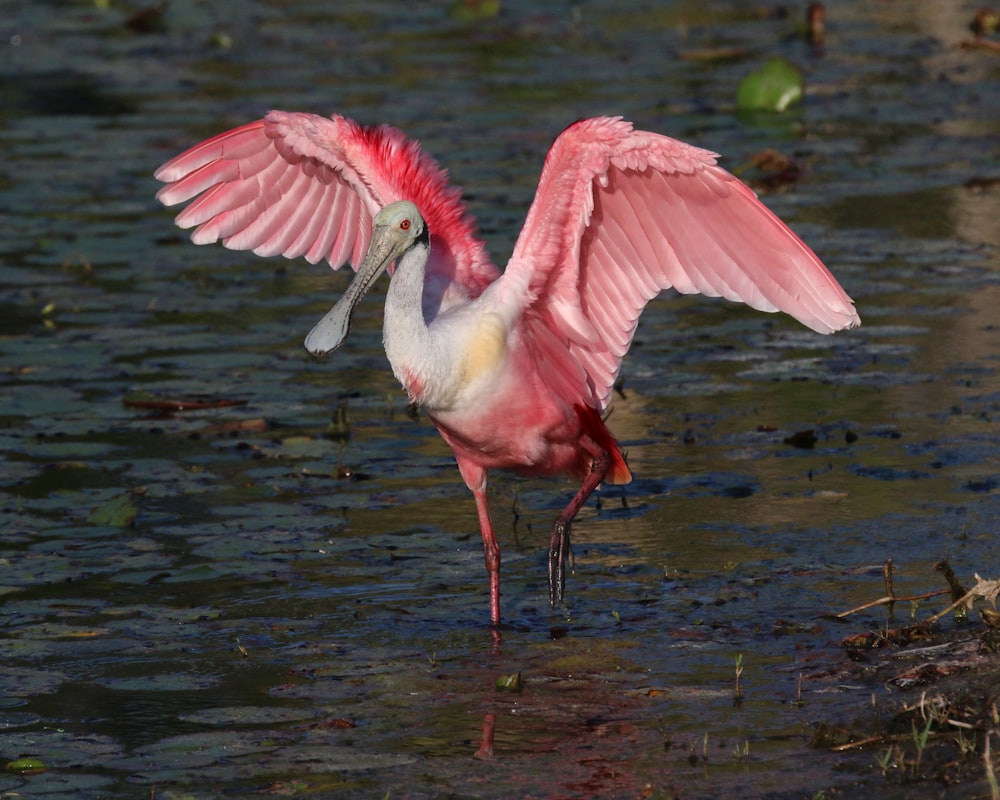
[157,113,857,415]
[155,110,497,295]
[506,117,859,409]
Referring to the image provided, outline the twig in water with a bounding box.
[835,588,949,619]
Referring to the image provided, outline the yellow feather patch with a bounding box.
[459,313,507,387]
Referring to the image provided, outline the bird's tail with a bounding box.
[576,404,632,485]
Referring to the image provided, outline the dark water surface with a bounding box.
[2,1,999,797]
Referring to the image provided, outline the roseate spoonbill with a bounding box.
[155,111,859,627]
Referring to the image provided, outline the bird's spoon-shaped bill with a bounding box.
[304,228,397,356]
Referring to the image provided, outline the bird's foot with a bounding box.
[547,520,573,606]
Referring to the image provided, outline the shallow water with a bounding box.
[2,1,999,797]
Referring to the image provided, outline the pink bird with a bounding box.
[155,111,859,627]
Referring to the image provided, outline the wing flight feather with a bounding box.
[155,111,497,294]
[505,117,859,409]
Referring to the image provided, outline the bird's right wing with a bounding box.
[155,111,497,294]
[503,117,859,410]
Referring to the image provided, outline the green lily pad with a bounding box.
[87,490,142,527]
[6,757,47,774]
[94,672,223,692]
[0,667,69,697]
[737,57,804,112]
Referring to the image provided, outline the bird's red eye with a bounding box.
[400,219,411,231]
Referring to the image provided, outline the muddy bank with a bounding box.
[807,568,1000,799]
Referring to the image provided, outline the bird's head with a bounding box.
[305,200,426,356]
[372,200,427,249]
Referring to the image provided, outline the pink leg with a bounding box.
[472,483,502,627]
[456,457,501,627]
[548,436,609,607]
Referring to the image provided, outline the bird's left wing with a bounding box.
[155,111,496,293]
[504,117,860,410]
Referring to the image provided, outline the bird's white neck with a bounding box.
[383,240,505,413]
[383,241,434,401]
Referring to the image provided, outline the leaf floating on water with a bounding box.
[202,418,269,435]
[494,671,523,692]
[736,57,804,112]
[87,488,145,527]
[315,717,358,730]
[6,757,47,775]
[123,392,248,412]
[44,625,110,639]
